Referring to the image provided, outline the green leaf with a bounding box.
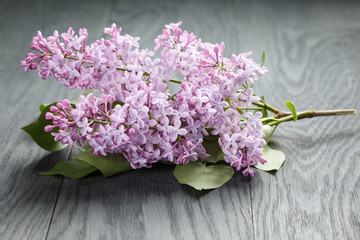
[285,101,297,122]
[261,51,266,67]
[106,101,125,110]
[112,101,125,107]
[260,95,266,104]
[22,104,68,152]
[173,162,234,190]
[73,149,133,178]
[201,137,225,163]
[255,145,285,171]
[76,146,87,152]
[261,109,268,118]
[39,104,47,112]
[39,148,133,179]
[39,159,98,179]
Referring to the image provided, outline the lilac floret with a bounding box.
[24,22,268,176]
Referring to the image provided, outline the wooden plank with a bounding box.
[0,0,111,239]
[3,0,359,239]
[46,0,254,239]
[47,161,252,240]
[238,1,360,239]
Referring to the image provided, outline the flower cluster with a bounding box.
[219,112,266,177]
[22,22,268,176]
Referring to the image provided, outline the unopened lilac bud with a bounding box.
[49,106,59,113]
[44,125,55,132]
[56,102,63,109]
[128,128,135,135]
[45,112,54,120]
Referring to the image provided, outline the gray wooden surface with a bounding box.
[0,0,359,239]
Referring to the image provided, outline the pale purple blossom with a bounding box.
[24,22,268,176]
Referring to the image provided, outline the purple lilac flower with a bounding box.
[25,22,268,176]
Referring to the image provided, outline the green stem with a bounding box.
[169,79,182,84]
[92,120,111,124]
[237,107,264,111]
[253,102,279,114]
[266,125,278,145]
[260,117,277,125]
[65,56,78,60]
[260,116,276,122]
[268,109,356,126]
[115,66,129,72]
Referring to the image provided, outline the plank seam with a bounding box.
[249,180,256,240]
[44,177,64,240]
[44,148,72,240]
[44,2,116,238]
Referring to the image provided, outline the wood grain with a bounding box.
[46,1,254,239]
[0,0,359,239]
[47,160,252,240]
[0,0,111,239]
[233,1,360,239]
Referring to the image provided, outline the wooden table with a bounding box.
[1,0,359,239]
